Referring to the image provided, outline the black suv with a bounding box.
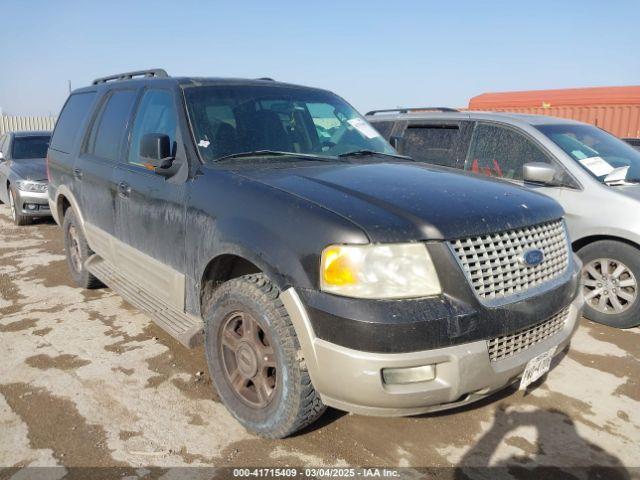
[47,70,583,438]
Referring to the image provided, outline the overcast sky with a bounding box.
[1,0,639,116]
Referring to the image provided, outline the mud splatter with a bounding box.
[0,273,20,300]
[0,318,37,332]
[111,366,135,376]
[614,380,640,402]
[187,413,207,426]
[25,354,91,371]
[32,327,52,337]
[0,383,123,467]
[143,329,216,401]
[23,259,74,289]
[118,430,142,441]
[583,322,640,359]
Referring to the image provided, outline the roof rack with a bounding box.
[365,107,459,116]
[256,77,275,81]
[92,69,169,85]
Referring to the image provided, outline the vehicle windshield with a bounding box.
[537,124,640,184]
[12,136,51,160]
[183,85,395,163]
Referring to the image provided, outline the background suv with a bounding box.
[0,130,52,225]
[47,71,582,438]
[367,108,640,328]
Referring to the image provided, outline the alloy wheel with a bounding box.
[582,258,638,314]
[220,310,277,408]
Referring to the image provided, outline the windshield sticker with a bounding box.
[347,118,380,139]
[604,166,630,184]
[572,150,588,160]
[579,156,615,177]
[198,139,210,148]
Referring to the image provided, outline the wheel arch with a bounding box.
[199,251,265,312]
[53,186,86,231]
[573,234,640,253]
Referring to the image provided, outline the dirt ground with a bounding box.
[0,204,638,479]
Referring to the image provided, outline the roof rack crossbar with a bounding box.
[92,69,169,85]
[366,107,459,116]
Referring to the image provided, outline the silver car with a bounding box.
[0,131,52,225]
[366,109,640,328]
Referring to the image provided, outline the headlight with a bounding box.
[16,180,48,193]
[320,243,441,299]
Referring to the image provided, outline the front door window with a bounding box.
[128,89,177,166]
[466,124,550,180]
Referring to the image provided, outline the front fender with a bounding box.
[196,216,311,291]
[185,211,319,316]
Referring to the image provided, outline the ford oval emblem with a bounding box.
[521,249,545,266]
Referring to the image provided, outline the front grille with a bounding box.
[487,307,570,362]
[450,219,569,302]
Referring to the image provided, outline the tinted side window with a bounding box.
[86,90,137,161]
[50,92,96,154]
[467,124,549,180]
[403,125,463,168]
[370,121,394,140]
[128,90,177,166]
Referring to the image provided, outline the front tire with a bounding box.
[204,273,325,438]
[578,240,640,328]
[8,187,30,226]
[62,209,103,289]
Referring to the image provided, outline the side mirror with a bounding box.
[139,133,178,177]
[523,162,557,185]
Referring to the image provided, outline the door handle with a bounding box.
[117,181,131,199]
[73,168,83,180]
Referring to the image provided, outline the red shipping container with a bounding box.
[468,86,640,139]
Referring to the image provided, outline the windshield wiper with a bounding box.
[338,150,413,160]
[214,150,332,163]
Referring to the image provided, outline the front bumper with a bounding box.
[15,189,51,217]
[281,288,583,417]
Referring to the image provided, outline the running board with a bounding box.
[86,255,203,348]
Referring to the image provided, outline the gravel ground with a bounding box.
[0,204,638,479]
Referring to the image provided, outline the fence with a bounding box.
[0,115,58,135]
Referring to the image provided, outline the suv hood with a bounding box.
[10,159,47,182]
[614,184,640,201]
[236,161,564,242]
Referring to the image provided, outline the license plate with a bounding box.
[519,347,556,390]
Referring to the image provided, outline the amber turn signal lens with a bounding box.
[322,247,357,286]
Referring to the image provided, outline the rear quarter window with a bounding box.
[85,90,138,161]
[403,125,463,168]
[50,92,97,154]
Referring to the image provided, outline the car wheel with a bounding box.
[578,240,640,328]
[8,186,30,226]
[62,209,103,289]
[204,273,325,438]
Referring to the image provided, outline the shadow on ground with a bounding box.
[454,405,632,480]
